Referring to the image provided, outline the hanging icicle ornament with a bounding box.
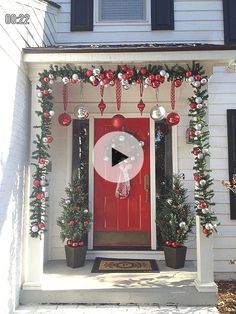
[98,85,106,115]
[137,82,145,115]
[115,79,122,111]
[58,84,72,127]
[166,81,180,126]
[150,89,166,121]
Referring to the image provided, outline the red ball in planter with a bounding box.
[166,112,180,126]
[112,114,125,129]
[58,112,72,127]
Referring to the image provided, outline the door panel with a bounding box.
[94,118,151,248]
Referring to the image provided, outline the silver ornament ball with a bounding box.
[150,104,166,121]
[74,105,89,120]
[31,225,39,233]
[195,97,203,104]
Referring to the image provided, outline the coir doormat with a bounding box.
[91,257,159,273]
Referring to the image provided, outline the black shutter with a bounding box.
[151,0,174,30]
[71,0,93,31]
[223,0,236,45]
[227,110,236,219]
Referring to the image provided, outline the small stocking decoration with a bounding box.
[137,82,145,115]
[58,84,72,127]
[98,85,106,115]
[115,163,132,199]
[166,82,180,126]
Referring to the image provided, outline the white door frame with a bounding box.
[87,113,156,250]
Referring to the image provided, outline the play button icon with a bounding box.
[92,131,144,183]
[112,148,129,167]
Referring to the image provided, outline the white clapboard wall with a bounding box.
[54,0,224,45]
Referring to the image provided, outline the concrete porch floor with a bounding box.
[20,260,217,306]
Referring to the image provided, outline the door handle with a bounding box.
[144,174,150,203]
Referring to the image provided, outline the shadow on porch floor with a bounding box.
[20,261,217,306]
[42,260,196,290]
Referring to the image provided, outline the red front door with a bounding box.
[94,118,151,248]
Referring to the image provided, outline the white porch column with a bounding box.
[194,216,217,292]
[23,66,45,289]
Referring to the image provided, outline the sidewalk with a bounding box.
[15,305,219,314]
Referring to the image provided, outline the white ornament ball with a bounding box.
[195,130,201,136]
[44,159,49,165]
[200,179,206,186]
[89,75,96,82]
[197,153,204,159]
[139,141,144,147]
[72,73,79,80]
[31,225,39,233]
[201,78,207,85]
[40,180,46,186]
[49,80,54,85]
[123,84,131,90]
[193,81,201,88]
[167,199,172,205]
[196,104,203,109]
[205,223,213,230]
[202,208,209,214]
[42,137,48,143]
[145,78,151,85]
[203,148,209,154]
[48,74,54,79]
[37,91,43,98]
[48,88,52,94]
[194,124,202,130]
[195,97,203,104]
[188,76,195,83]
[84,209,88,213]
[165,72,170,79]
[49,110,55,117]
[41,175,46,180]
[179,221,186,228]
[117,72,123,80]
[65,199,71,204]
[160,70,166,77]
[93,68,100,76]
[62,77,69,84]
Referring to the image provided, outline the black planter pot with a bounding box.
[65,245,87,268]
[163,245,187,269]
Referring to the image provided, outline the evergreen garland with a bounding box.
[30,62,218,238]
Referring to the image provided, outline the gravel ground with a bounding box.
[217,281,236,313]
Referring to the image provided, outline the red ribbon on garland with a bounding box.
[170,81,176,111]
[115,80,122,111]
[63,84,68,111]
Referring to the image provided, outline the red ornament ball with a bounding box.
[84,220,89,226]
[151,80,161,89]
[43,112,50,119]
[112,114,125,128]
[86,69,93,77]
[78,240,85,247]
[43,77,49,83]
[199,202,208,209]
[189,102,197,110]
[58,112,72,127]
[174,79,182,88]
[140,67,147,75]
[69,220,76,226]
[67,240,73,247]
[185,70,192,78]
[192,148,201,155]
[36,193,44,200]
[106,70,114,80]
[69,78,77,84]
[165,240,172,247]
[121,65,128,72]
[72,241,79,247]
[42,89,49,96]
[47,135,53,143]
[202,227,209,235]
[38,222,45,229]
[33,179,40,187]
[195,74,202,81]
[166,112,180,126]
[127,69,134,77]
[188,129,195,137]
[171,242,178,248]
[194,175,202,182]
[148,74,155,82]
[92,79,99,86]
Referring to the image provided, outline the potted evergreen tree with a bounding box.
[57,174,92,268]
[156,175,194,269]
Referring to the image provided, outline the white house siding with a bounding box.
[0,1,58,313]
[208,66,236,275]
[54,0,224,45]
